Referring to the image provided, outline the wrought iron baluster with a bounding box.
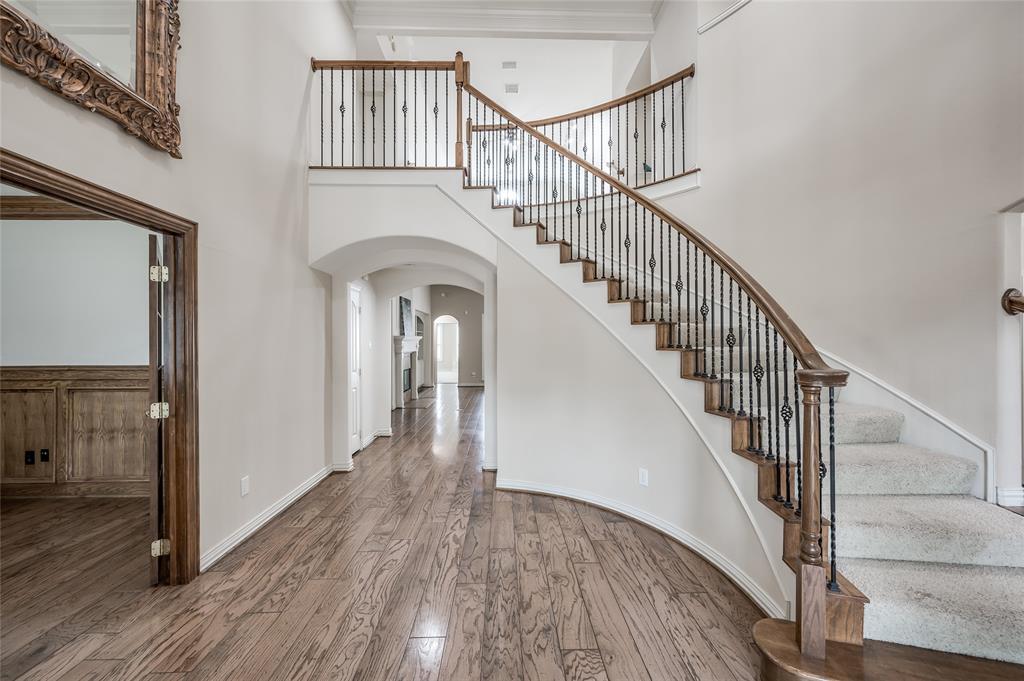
[782,344,793,509]
[765,316,775,461]
[709,260,716,381]
[737,288,745,417]
[727,277,735,412]
[794,359,803,516]
[340,69,346,167]
[828,386,839,592]
[319,68,324,165]
[371,69,376,166]
[671,79,676,177]
[753,309,764,455]
[773,327,783,501]
[329,68,334,166]
[701,252,708,376]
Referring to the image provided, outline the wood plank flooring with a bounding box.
[1,385,767,681]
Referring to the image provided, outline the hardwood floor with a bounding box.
[0,496,150,680]
[1,385,768,680]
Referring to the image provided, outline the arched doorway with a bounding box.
[433,314,459,384]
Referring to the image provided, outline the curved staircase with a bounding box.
[309,53,1024,677]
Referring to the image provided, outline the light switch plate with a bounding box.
[240,475,250,497]
[638,468,649,487]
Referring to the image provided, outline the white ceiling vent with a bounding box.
[501,61,517,70]
[504,83,519,94]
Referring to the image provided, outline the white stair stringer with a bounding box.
[311,168,794,618]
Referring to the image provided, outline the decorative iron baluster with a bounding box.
[701,252,708,376]
[661,87,667,182]
[361,69,366,165]
[319,68,324,165]
[765,316,775,461]
[675,233,683,346]
[751,306,763,454]
[685,240,691,348]
[329,68,334,166]
[371,69,376,166]
[727,277,735,412]
[709,260,717,381]
[828,386,839,592]
[782,344,793,509]
[773,327,783,500]
[340,69,346,167]
[671,80,676,177]
[737,287,745,416]
[794,358,803,516]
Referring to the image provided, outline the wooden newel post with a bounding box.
[796,374,826,659]
[795,367,847,660]
[454,51,465,168]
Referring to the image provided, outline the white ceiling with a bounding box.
[347,0,664,41]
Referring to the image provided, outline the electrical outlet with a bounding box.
[240,475,250,497]
[638,467,649,487]
[40,448,50,463]
[24,450,35,465]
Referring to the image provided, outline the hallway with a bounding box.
[0,385,765,680]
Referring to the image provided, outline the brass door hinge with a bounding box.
[149,265,169,282]
[148,402,170,419]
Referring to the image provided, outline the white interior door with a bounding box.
[349,287,362,453]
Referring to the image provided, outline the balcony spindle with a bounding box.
[828,386,840,593]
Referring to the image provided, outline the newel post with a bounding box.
[794,367,846,660]
[454,51,465,168]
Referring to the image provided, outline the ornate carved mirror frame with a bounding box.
[0,0,182,158]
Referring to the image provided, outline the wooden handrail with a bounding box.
[463,82,843,383]
[311,59,456,71]
[1003,288,1024,315]
[527,64,694,127]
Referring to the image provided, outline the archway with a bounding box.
[433,314,460,384]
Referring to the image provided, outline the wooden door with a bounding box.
[148,235,163,584]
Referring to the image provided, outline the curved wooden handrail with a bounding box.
[1003,288,1024,315]
[311,59,456,71]
[527,64,694,127]
[464,82,843,381]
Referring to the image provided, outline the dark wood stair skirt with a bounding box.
[753,619,1024,681]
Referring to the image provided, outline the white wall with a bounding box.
[1,219,150,365]
[495,241,785,613]
[403,35,618,120]
[0,0,356,560]
[431,284,485,385]
[652,1,1024,481]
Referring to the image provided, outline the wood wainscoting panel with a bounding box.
[0,366,150,496]
[67,388,150,481]
[0,388,56,482]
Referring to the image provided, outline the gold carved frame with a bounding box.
[0,0,182,158]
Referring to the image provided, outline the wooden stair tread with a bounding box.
[752,619,1022,681]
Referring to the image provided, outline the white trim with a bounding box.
[457,382,485,387]
[360,428,393,450]
[497,478,787,619]
[481,464,499,472]
[199,466,331,572]
[334,461,354,473]
[997,487,1024,507]
[820,349,996,501]
[697,0,752,34]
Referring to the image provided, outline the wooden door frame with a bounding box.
[0,147,199,585]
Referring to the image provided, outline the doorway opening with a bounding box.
[0,148,198,591]
[434,315,459,384]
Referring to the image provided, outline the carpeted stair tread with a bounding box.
[833,402,904,444]
[828,443,976,495]
[837,557,1024,664]
[838,495,1024,567]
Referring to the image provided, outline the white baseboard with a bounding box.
[333,462,354,472]
[199,465,331,572]
[496,478,787,619]
[458,382,485,387]
[360,428,392,450]
[997,486,1024,506]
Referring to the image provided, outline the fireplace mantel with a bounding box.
[393,335,423,408]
